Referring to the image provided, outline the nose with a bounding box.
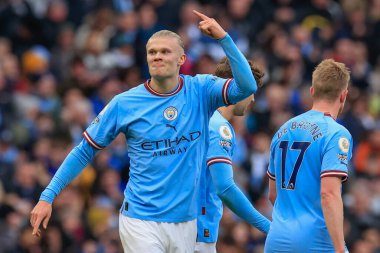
[153,53,163,60]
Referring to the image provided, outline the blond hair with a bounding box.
[147,30,185,51]
[312,59,350,102]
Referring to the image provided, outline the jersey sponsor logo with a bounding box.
[141,131,201,157]
[219,125,232,140]
[163,106,178,121]
[338,137,349,153]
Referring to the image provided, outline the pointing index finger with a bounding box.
[193,10,210,21]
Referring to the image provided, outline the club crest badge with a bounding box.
[219,125,232,140]
[338,137,349,153]
[163,106,178,121]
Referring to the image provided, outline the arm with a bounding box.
[209,162,271,234]
[30,139,98,236]
[193,10,256,103]
[268,177,277,206]
[320,130,352,252]
[321,176,345,253]
[218,34,257,97]
[267,139,277,205]
[40,139,98,203]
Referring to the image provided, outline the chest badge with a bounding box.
[164,106,178,121]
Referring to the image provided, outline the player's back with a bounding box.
[265,110,351,252]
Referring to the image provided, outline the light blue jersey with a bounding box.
[85,75,239,222]
[265,110,353,252]
[197,110,235,242]
[39,34,257,224]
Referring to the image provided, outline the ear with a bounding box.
[178,54,187,66]
[310,87,314,97]
[340,89,348,103]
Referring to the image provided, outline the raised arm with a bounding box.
[193,10,257,104]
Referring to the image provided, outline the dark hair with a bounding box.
[214,57,264,87]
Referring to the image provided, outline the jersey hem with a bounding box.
[121,210,197,223]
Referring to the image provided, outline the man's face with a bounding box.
[233,94,254,116]
[146,36,185,80]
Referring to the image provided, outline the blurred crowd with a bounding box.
[0,0,379,252]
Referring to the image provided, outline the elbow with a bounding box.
[215,183,233,199]
[269,194,276,205]
[249,77,258,94]
[237,78,257,96]
[215,187,227,199]
[268,190,276,205]
[246,79,257,95]
[320,190,339,207]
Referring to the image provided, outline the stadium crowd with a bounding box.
[0,0,379,252]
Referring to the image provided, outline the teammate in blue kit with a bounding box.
[195,57,271,253]
[265,59,352,253]
[30,10,257,253]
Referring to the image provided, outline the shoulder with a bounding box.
[183,74,214,85]
[323,121,352,151]
[326,120,351,139]
[210,112,234,141]
[113,83,146,101]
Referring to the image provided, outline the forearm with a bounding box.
[40,140,98,203]
[218,34,257,98]
[321,193,345,252]
[209,162,270,233]
[219,184,271,233]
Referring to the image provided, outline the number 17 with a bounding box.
[279,141,311,190]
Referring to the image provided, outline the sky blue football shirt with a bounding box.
[265,110,353,252]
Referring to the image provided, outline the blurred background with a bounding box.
[0,0,379,252]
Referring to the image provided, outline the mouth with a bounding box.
[153,64,164,68]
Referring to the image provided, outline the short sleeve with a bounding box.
[320,129,353,182]
[83,97,123,150]
[206,122,234,167]
[267,136,278,181]
[196,74,234,114]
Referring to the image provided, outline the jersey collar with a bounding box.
[144,76,183,97]
[323,112,336,120]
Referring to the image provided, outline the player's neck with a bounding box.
[150,75,179,93]
[311,101,339,120]
[218,106,234,121]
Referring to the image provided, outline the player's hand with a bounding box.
[30,200,52,237]
[193,10,227,40]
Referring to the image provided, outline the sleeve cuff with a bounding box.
[267,170,276,181]
[39,188,57,204]
[207,157,232,167]
[320,170,348,183]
